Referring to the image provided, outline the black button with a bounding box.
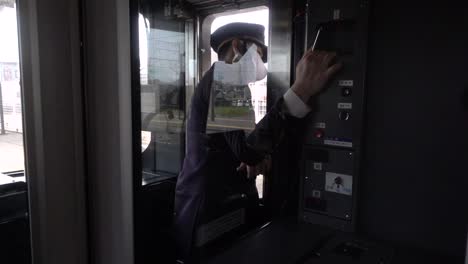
[342,87,352,97]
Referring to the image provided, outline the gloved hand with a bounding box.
[236,154,272,180]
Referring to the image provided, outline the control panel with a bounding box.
[301,148,354,223]
[298,0,369,231]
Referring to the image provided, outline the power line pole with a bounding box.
[0,82,5,135]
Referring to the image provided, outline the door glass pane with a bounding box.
[209,8,269,198]
[0,1,31,263]
[171,8,272,261]
[138,3,189,185]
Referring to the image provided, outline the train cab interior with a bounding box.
[0,0,467,263]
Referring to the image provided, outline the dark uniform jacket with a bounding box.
[174,66,303,261]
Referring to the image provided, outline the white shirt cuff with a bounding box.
[283,89,312,118]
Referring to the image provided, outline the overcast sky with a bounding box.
[211,8,269,42]
[0,7,19,63]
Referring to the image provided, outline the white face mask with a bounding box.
[213,43,267,86]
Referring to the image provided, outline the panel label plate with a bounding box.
[338,103,352,109]
[333,9,341,20]
[312,190,322,198]
[313,162,323,171]
[324,140,353,148]
[325,172,353,196]
[338,80,354,87]
[314,122,326,129]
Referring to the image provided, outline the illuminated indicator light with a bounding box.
[314,129,324,138]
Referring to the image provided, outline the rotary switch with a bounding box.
[334,177,343,185]
[339,111,351,121]
[334,177,343,189]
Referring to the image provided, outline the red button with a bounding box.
[314,129,324,138]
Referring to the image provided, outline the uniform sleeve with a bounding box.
[282,89,312,118]
[186,68,213,134]
[246,95,307,155]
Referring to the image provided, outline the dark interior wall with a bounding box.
[360,0,468,257]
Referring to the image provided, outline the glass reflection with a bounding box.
[207,44,267,135]
[139,12,187,184]
[173,18,274,260]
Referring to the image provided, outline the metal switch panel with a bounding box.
[300,147,355,231]
[298,0,369,232]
